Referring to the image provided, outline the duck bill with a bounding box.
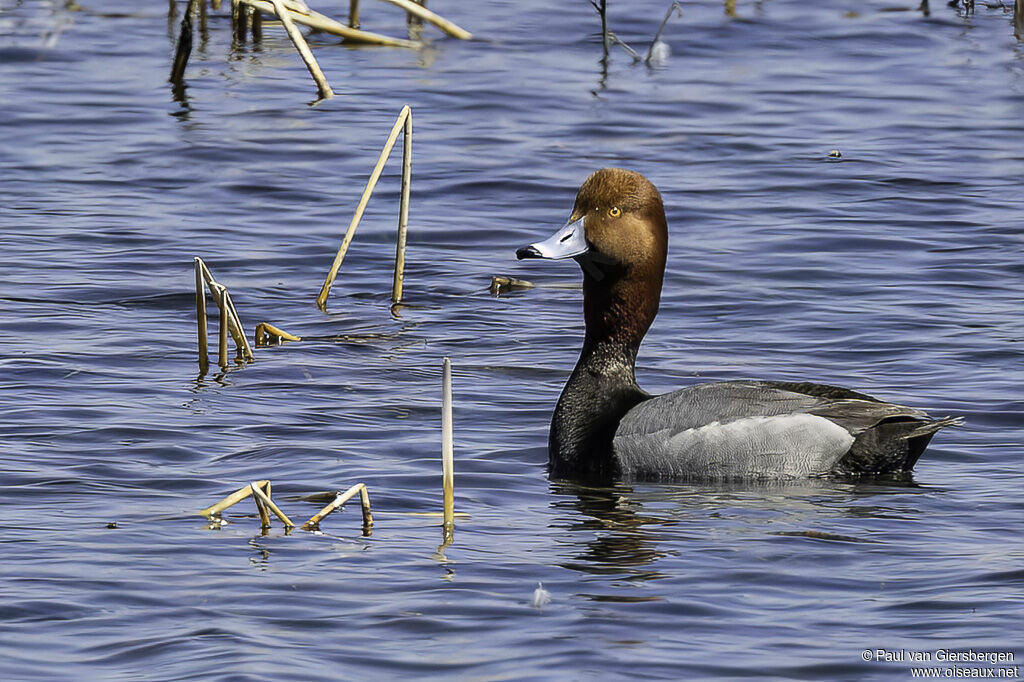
[516,218,588,260]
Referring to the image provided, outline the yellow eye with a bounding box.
[608,207,621,218]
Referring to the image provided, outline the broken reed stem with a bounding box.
[233,0,251,42]
[221,289,254,361]
[378,0,472,40]
[169,0,199,84]
[317,105,412,309]
[349,0,360,28]
[595,0,608,58]
[391,109,412,304]
[194,258,209,374]
[195,257,253,361]
[301,482,373,529]
[359,484,373,527]
[251,9,262,41]
[1016,0,1023,40]
[267,0,334,100]
[218,286,229,368]
[200,480,270,517]
[441,357,454,530]
[254,322,302,347]
[242,0,419,48]
[250,479,295,527]
[252,481,271,527]
[645,1,682,64]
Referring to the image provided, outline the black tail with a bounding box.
[836,416,962,476]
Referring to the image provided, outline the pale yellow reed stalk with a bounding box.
[317,105,412,308]
[194,258,209,374]
[266,0,334,99]
[217,286,229,368]
[378,0,472,40]
[200,480,271,517]
[242,0,419,48]
[441,357,454,530]
[391,110,412,304]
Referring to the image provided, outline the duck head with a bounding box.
[517,168,668,349]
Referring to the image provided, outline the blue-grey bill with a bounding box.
[516,218,588,260]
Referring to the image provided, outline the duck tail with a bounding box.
[839,415,963,476]
[903,416,964,441]
[898,415,964,471]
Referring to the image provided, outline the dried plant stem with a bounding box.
[349,0,360,28]
[441,357,454,531]
[254,322,302,347]
[358,485,373,527]
[194,258,209,374]
[645,1,682,64]
[169,0,200,83]
[194,257,254,362]
[267,0,334,100]
[391,110,412,304]
[200,480,271,517]
[251,9,262,41]
[217,286,229,367]
[252,481,271,527]
[242,0,419,48]
[378,0,472,40]
[301,482,373,529]
[250,479,295,527]
[317,105,412,308]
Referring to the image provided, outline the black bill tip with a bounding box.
[516,245,542,260]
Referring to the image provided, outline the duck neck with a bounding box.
[548,260,662,478]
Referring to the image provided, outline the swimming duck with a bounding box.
[516,168,960,480]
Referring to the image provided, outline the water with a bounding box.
[2,0,1023,678]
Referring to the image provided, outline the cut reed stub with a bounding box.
[318,105,413,309]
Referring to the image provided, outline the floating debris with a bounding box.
[828,149,842,158]
[531,582,551,609]
[771,530,881,544]
[254,322,302,347]
[490,275,535,295]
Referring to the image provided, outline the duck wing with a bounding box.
[613,380,939,479]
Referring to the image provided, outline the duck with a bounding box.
[516,168,960,480]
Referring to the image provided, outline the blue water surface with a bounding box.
[1,0,1022,679]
